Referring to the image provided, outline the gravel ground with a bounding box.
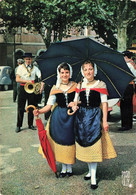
[0,90,136,195]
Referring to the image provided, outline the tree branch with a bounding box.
[122,0,129,17]
[128,16,136,25]
[95,0,118,28]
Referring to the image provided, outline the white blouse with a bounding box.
[74,80,107,103]
[16,64,41,80]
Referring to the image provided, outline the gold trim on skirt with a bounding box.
[76,130,117,162]
[38,116,76,164]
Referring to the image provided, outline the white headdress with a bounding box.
[81,62,97,84]
[56,63,73,88]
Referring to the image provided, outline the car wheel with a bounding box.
[4,85,8,91]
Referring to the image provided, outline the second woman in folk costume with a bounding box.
[33,62,77,177]
[72,60,117,190]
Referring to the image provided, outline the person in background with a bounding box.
[118,51,136,131]
[33,62,77,178]
[32,61,43,107]
[10,59,24,102]
[15,53,44,133]
[71,60,117,190]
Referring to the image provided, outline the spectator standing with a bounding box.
[10,59,24,102]
[15,53,44,133]
[118,51,136,131]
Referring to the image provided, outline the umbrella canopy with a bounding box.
[37,37,134,99]
[36,118,58,177]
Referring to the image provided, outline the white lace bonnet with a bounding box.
[56,62,73,88]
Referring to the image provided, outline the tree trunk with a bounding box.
[40,28,52,49]
[117,23,127,52]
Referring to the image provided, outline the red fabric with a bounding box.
[20,80,34,86]
[20,83,25,86]
[76,87,109,95]
[133,94,136,113]
[36,118,57,173]
[117,100,120,107]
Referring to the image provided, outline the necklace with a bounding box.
[61,82,69,85]
[23,64,33,77]
[88,79,94,83]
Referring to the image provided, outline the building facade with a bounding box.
[0,26,96,69]
[0,27,46,69]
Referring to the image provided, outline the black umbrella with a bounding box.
[37,37,134,99]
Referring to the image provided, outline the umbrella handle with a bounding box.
[67,108,76,116]
[26,105,39,119]
[26,105,36,112]
[67,100,81,116]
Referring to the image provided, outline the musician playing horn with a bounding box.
[15,52,44,133]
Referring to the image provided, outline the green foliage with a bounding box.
[87,0,136,49]
[0,0,85,47]
[0,0,136,49]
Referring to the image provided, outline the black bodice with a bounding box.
[55,91,75,107]
[79,90,101,107]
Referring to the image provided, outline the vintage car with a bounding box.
[0,66,12,90]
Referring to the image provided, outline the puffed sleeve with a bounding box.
[100,93,107,103]
[47,94,56,105]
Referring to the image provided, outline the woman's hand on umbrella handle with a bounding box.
[67,105,79,116]
[103,121,109,132]
[68,101,75,107]
[68,101,81,108]
[67,101,76,115]
[33,109,40,116]
[26,105,36,112]
[72,105,79,112]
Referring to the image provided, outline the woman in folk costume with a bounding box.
[33,62,77,177]
[72,60,117,190]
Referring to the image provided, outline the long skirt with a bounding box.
[75,106,117,162]
[39,106,76,164]
[76,130,117,162]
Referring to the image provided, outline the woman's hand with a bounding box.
[68,101,75,108]
[33,109,40,116]
[67,105,79,115]
[68,101,81,108]
[103,121,109,132]
[72,105,79,112]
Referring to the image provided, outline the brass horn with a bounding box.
[34,82,41,94]
[24,82,41,94]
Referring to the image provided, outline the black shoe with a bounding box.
[15,127,21,133]
[67,172,73,177]
[91,184,98,190]
[59,172,67,178]
[28,125,36,130]
[84,176,91,180]
[118,127,131,131]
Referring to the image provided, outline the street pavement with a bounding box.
[0,90,136,195]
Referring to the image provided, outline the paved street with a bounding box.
[0,90,136,195]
